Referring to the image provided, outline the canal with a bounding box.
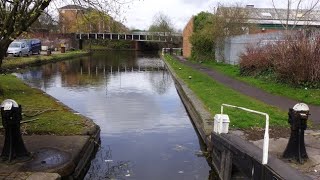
[17,51,214,179]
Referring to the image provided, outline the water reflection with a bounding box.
[17,51,214,179]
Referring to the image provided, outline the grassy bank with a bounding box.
[163,55,288,129]
[0,75,90,135]
[3,51,89,70]
[202,61,320,106]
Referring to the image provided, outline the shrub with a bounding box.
[239,44,273,75]
[190,30,215,61]
[240,34,320,87]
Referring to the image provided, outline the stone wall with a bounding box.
[182,17,194,58]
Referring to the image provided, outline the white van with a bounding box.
[7,40,30,57]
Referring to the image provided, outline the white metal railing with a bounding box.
[131,31,182,36]
[161,48,182,55]
[220,103,270,165]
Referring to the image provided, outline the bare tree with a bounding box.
[30,9,58,32]
[0,0,52,68]
[271,0,320,31]
[215,4,258,58]
[0,0,129,68]
[148,12,175,32]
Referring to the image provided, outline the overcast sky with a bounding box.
[121,0,276,31]
[51,0,309,31]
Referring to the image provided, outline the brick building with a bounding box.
[58,5,86,33]
[182,17,194,58]
[182,5,320,59]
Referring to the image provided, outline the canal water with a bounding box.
[17,51,214,179]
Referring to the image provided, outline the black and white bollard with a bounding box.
[1,99,30,163]
[283,103,309,164]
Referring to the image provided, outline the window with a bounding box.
[261,12,272,18]
[297,13,303,18]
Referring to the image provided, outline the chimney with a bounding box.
[246,5,254,8]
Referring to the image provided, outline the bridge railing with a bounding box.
[131,31,182,37]
[75,32,182,42]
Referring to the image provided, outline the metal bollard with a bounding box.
[283,103,309,163]
[0,99,30,163]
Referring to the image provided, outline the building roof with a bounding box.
[218,5,320,27]
[248,7,320,21]
[59,5,85,10]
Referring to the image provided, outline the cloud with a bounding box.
[178,0,210,8]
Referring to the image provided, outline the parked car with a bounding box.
[23,39,41,55]
[6,40,30,57]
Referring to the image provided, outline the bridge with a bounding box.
[75,31,182,42]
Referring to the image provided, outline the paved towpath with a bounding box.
[175,56,320,126]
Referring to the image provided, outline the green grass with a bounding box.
[164,55,288,129]
[0,75,89,135]
[3,51,89,69]
[202,61,320,106]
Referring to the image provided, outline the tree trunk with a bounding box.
[0,38,13,69]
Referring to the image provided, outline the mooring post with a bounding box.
[0,99,30,163]
[283,103,309,163]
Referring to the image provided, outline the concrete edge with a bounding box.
[26,87,101,179]
[221,133,311,179]
[26,172,61,180]
[11,76,101,178]
[161,55,213,147]
[4,51,90,71]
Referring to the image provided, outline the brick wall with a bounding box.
[182,17,194,58]
[59,9,84,33]
[20,32,78,50]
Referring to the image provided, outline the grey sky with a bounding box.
[50,0,314,31]
[122,0,276,31]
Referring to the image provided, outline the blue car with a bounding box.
[23,39,41,55]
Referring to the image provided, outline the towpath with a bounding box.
[175,56,320,126]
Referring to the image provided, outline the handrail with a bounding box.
[161,48,182,55]
[220,103,269,165]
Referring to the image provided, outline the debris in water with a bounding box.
[125,174,131,177]
[195,151,204,157]
[178,171,184,174]
[173,145,187,151]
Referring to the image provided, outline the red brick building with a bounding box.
[58,5,85,33]
[182,17,194,58]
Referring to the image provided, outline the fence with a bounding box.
[216,32,284,65]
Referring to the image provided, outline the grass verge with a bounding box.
[202,61,320,106]
[163,55,288,129]
[0,74,89,135]
[3,51,89,70]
